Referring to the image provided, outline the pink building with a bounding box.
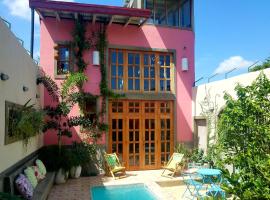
[30,0,194,170]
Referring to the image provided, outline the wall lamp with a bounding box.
[23,86,29,92]
[0,73,9,81]
[92,50,100,66]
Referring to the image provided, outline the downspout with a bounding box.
[30,8,35,58]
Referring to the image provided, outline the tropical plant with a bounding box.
[8,99,44,146]
[216,72,270,199]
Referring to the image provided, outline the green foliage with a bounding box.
[249,59,270,72]
[61,72,88,98]
[0,192,22,200]
[217,72,270,199]
[9,100,44,146]
[68,116,92,128]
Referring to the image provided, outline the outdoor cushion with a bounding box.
[35,159,47,176]
[15,174,34,200]
[32,166,45,182]
[106,155,118,168]
[24,167,38,188]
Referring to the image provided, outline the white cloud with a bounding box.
[214,56,253,74]
[2,0,74,24]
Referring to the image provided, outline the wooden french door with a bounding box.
[108,100,174,170]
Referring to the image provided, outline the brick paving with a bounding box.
[48,170,187,200]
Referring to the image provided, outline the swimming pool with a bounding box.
[91,184,158,200]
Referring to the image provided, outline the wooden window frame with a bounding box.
[54,42,74,79]
[109,49,175,94]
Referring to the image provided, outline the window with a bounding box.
[128,53,140,91]
[84,99,97,123]
[159,55,171,91]
[144,54,155,91]
[55,44,72,75]
[111,51,124,91]
[109,50,173,93]
[144,0,192,29]
[180,0,191,28]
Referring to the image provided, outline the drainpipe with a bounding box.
[30,8,35,58]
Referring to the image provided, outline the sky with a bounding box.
[0,0,269,84]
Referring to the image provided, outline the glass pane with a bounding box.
[118,132,122,141]
[166,80,171,91]
[112,144,117,152]
[112,132,116,141]
[151,145,155,153]
[151,120,155,129]
[145,119,149,129]
[144,54,148,65]
[181,0,191,28]
[118,78,123,90]
[58,62,69,74]
[151,154,155,165]
[155,0,166,25]
[150,67,155,78]
[161,143,165,152]
[166,68,170,78]
[128,53,133,64]
[129,119,133,129]
[128,79,133,90]
[118,66,123,77]
[167,119,170,128]
[159,55,164,66]
[128,66,133,77]
[129,131,133,141]
[160,68,164,78]
[161,131,165,140]
[135,119,139,129]
[144,67,149,77]
[166,143,170,152]
[111,78,116,89]
[129,156,134,165]
[118,144,123,153]
[135,143,139,153]
[166,55,170,66]
[145,131,149,140]
[112,119,116,129]
[135,132,139,141]
[145,0,154,23]
[161,154,165,162]
[111,51,116,63]
[135,54,140,65]
[135,155,139,166]
[111,65,116,76]
[129,144,133,153]
[160,80,164,91]
[145,155,149,165]
[167,0,179,26]
[150,80,155,91]
[161,119,165,128]
[166,131,170,140]
[135,79,140,90]
[118,52,123,64]
[135,66,140,77]
[144,80,149,91]
[150,54,155,66]
[118,119,123,129]
[151,131,155,140]
[59,47,69,60]
[145,143,149,152]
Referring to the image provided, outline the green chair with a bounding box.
[161,153,184,177]
[104,153,126,179]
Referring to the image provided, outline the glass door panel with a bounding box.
[111,118,123,160]
[160,118,171,163]
[144,119,156,167]
[128,119,140,168]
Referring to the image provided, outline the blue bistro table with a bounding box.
[197,168,225,198]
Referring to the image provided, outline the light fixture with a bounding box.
[0,73,9,81]
[182,57,189,71]
[23,86,29,92]
[182,46,189,71]
[93,50,100,66]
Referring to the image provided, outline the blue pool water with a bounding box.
[91,184,157,200]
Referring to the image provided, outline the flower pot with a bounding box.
[55,168,68,184]
[70,165,82,179]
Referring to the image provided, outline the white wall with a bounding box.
[192,68,270,147]
[0,19,43,173]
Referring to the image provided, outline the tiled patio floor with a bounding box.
[48,170,188,200]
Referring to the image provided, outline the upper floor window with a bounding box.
[109,49,174,94]
[144,0,192,29]
[55,44,72,75]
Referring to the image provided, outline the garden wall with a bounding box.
[0,19,43,174]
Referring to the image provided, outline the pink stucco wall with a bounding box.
[40,18,194,146]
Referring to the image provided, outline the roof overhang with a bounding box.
[29,0,151,26]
